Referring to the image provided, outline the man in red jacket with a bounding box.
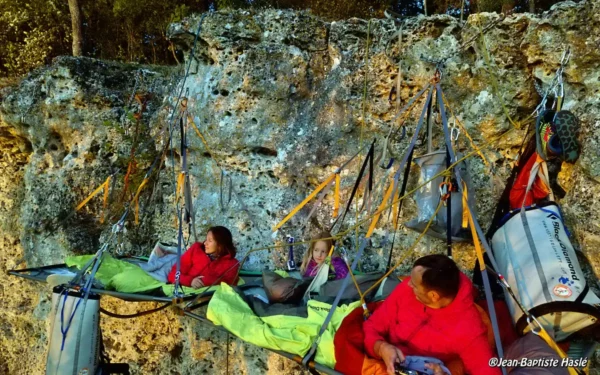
[364,254,501,375]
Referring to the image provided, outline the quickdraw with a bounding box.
[219,170,233,212]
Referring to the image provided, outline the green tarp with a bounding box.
[207,283,360,369]
[66,253,242,296]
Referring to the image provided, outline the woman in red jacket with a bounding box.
[142,226,240,288]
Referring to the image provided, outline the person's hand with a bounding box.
[154,246,165,257]
[425,363,448,375]
[376,341,405,375]
[191,276,205,289]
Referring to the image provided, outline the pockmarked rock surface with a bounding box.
[1,1,600,373]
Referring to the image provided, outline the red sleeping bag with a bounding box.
[333,300,519,375]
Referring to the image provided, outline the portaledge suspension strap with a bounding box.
[382,85,435,271]
[181,114,199,243]
[385,147,414,272]
[366,86,433,239]
[436,83,507,374]
[302,237,369,367]
[329,140,375,233]
[388,86,433,212]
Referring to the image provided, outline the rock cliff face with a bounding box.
[1,1,600,373]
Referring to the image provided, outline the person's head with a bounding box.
[300,231,335,274]
[204,226,236,258]
[408,254,460,308]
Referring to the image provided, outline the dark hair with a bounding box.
[413,254,460,298]
[208,226,236,258]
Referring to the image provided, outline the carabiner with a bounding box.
[527,315,543,335]
[451,126,460,142]
[439,181,452,201]
[560,46,572,67]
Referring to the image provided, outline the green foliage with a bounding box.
[0,0,71,76]
[305,0,392,20]
[0,0,573,78]
[215,0,249,9]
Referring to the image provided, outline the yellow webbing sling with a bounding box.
[132,178,149,225]
[272,173,337,233]
[76,175,112,223]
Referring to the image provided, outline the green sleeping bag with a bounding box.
[66,253,242,296]
[207,283,360,368]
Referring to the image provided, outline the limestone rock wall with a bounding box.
[1,1,600,373]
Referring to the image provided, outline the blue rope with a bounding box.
[59,289,84,351]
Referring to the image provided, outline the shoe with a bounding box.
[536,110,561,160]
[552,110,581,163]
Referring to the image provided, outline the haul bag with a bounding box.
[46,286,101,375]
[406,150,474,242]
[490,202,600,341]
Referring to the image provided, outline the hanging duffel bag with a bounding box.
[46,285,101,375]
[490,202,600,341]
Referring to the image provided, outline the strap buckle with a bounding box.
[112,221,124,234]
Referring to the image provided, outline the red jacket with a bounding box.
[509,152,550,210]
[363,272,501,375]
[167,242,240,287]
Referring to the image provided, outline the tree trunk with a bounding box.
[67,0,83,56]
[424,0,428,16]
[529,0,535,13]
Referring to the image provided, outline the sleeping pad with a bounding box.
[66,253,243,296]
